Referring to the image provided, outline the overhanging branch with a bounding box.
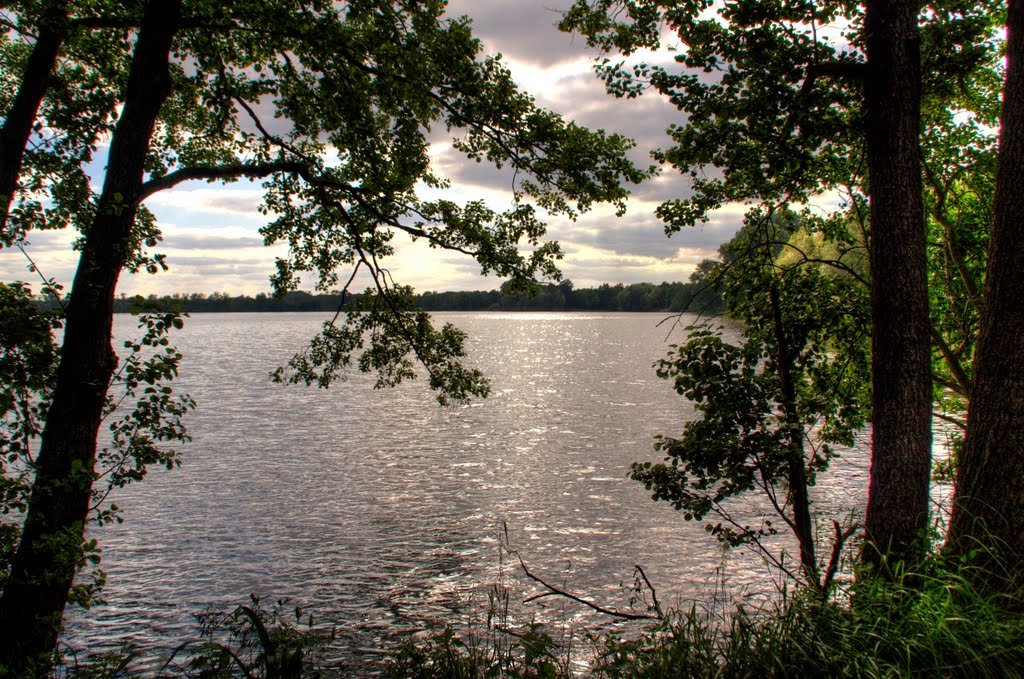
[139,160,307,199]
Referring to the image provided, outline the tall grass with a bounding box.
[592,556,1024,678]
[55,596,334,678]
[391,555,1024,678]
[385,583,580,679]
[54,555,1024,677]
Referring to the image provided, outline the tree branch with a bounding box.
[930,324,972,397]
[933,409,967,431]
[139,161,311,199]
[922,162,982,308]
[821,518,860,595]
[514,552,662,621]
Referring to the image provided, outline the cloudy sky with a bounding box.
[3,1,749,297]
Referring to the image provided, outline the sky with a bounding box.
[2,0,751,297]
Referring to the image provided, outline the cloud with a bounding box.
[446,0,590,67]
[1,2,762,299]
[144,187,268,217]
[0,231,81,293]
[560,223,690,260]
[160,234,266,251]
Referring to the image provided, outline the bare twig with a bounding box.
[821,518,861,595]
[634,564,663,619]
[513,552,662,621]
[14,242,66,314]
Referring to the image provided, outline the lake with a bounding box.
[62,312,874,669]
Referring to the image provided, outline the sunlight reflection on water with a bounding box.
[62,311,887,670]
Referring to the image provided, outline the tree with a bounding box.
[633,209,870,591]
[947,0,1024,580]
[0,1,647,672]
[561,0,1000,571]
[859,0,933,573]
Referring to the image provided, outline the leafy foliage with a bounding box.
[561,1,1006,566]
[633,210,870,587]
[561,0,866,231]
[0,282,60,586]
[175,596,334,678]
[3,0,649,404]
[273,285,489,405]
[560,1,999,230]
[0,283,59,512]
[388,622,565,679]
[56,596,334,678]
[1,0,650,665]
[0,286,193,608]
[93,305,195,526]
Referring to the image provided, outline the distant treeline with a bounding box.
[103,280,724,314]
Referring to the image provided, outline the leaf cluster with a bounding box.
[0,285,194,601]
[633,209,869,555]
[273,284,488,405]
[92,305,196,527]
[562,0,864,231]
[0,282,61,587]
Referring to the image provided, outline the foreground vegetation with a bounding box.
[53,553,1024,678]
[390,554,1024,679]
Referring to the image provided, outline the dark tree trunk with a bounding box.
[0,1,66,237]
[0,1,181,673]
[769,284,818,586]
[861,0,933,572]
[946,0,1024,584]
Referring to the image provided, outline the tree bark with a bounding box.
[0,1,66,238]
[0,1,181,673]
[769,284,818,586]
[946,0,1024,584]
[861,0,933,572]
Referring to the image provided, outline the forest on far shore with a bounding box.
[104,279,725,315]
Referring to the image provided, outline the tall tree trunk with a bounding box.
[946,0,1024,584]
[861,0,933,572]
[0,1,66,237]
[0,1,181,673]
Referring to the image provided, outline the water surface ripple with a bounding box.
[63,312,872,668]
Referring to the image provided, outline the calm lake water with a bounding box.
[62,312,875,669]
